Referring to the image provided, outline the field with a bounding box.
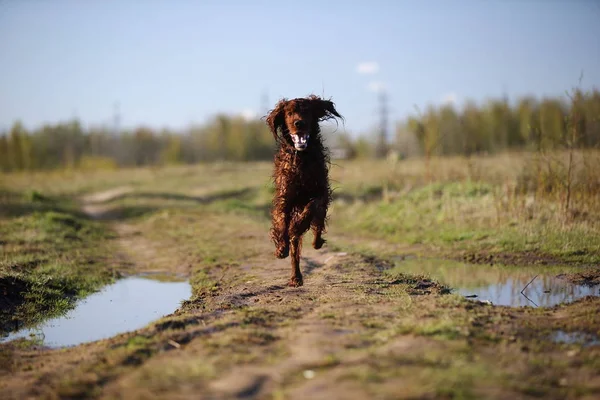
[1,151,599,399]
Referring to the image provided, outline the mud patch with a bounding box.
[384,272,451,295]
[459,250,564,266]
[1,274,191,348]
[556,270,600,287]
[390,258,599,307]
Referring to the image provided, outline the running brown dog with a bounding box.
[265,95,343,287]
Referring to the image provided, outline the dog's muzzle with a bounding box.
[291,134,309,151]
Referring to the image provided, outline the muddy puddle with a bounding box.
[551,330,600,347]
[389,258,599,307]
[1,273,191,348]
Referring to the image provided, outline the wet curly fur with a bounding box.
[265,95,343,287]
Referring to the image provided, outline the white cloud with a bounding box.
[441,93,458,105]
[367,81,385,93]
[239,109,256,121]
[356,61,379,75]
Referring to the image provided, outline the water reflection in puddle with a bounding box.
[1,274,191,348]
[389,258,599,307]
[551,331,600,347]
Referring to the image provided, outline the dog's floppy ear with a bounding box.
[265,99,287,141]
[309,95,343,122]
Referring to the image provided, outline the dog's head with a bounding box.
[265,95,342,151]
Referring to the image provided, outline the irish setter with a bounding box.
[265,95,343,287]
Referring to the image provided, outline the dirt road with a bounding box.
[1,187,599,400]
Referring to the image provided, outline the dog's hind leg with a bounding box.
[310,198,327,250]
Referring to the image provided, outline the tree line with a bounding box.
[397,88,600,158]
[0,115,278,172]
[1,89,599,172]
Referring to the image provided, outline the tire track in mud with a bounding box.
[80,186,192,277]
[80,186,134,220]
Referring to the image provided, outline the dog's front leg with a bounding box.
[286,200,318,287]
[289,235,303,287]
[270,196,290,259]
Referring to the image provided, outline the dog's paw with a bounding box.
[288,276,303,287]
[313,237,326,250]
[275,245,289,259]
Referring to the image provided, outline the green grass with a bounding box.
[5,151,600,264]
[0,193,119,334]
[331,177,600,263]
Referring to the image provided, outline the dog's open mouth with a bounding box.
[291,133,309,151]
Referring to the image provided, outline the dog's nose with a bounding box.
[294,120,304,128]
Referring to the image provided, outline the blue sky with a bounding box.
[1,0,599,136]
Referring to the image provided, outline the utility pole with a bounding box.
[260,90,269,117]
[112,101,121,136]
[501,84,509,150]
[376,89,389,158]
[111,101,122,166]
